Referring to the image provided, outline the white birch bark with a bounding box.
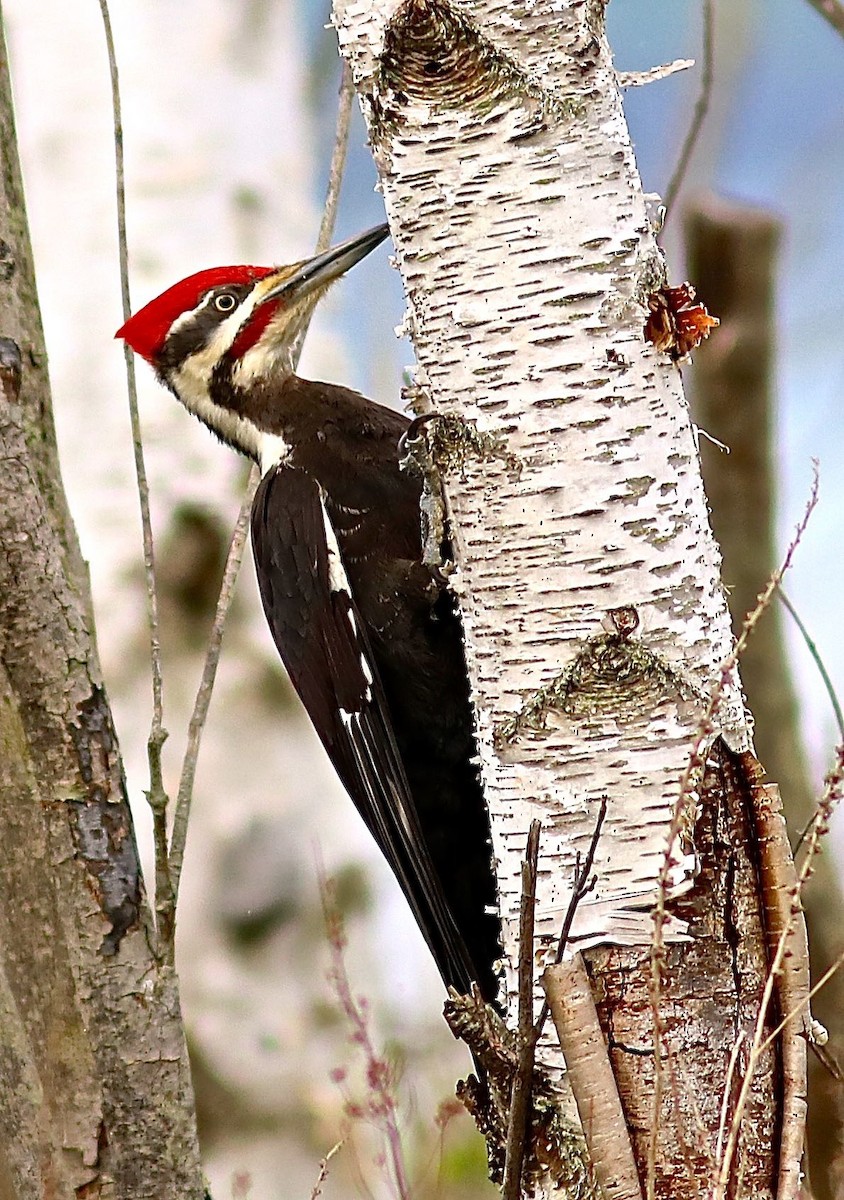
[333,0,749,1047]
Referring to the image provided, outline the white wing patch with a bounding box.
[319,494,374,697]
[342,709,416,848]
[319,494,353,597]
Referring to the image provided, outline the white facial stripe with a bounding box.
[172,287,266,399]
[169,367,263,460]
[319,495,374,699]
[167,292,215,338]
[167,282,311,464]
[168,285,276,457]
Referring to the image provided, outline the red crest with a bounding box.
[115,265,276,363]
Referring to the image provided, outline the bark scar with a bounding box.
[378,0,582,130]
[68,687,142,955]
[495,620,703,746]
[0,336,22,403]
[399,405,519,572]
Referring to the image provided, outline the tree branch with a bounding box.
[804,0,844,36]
[502,819,541,1200]
[543,956,643,1200]
[662,0,714,223]
[97,0,171,951]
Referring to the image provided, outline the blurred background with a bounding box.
[5,1,843,1196]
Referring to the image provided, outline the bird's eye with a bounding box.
[213,292,238,313]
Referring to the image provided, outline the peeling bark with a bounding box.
[543,955,642,1200]
[0,13,203,1198]
[585,742,797,1199]
[333,2,808,1195]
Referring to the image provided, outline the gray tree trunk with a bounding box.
[0,12,203,1198]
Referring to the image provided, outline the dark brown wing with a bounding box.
[251,463,476,992]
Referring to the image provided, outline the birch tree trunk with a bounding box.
[333,2,809,1197]
[0,14,203,1198]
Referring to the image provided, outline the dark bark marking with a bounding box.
[382,0,516,108]
[68,688,141,955]
[0,335,21,401]
[376,0,568,137]
[495,625,700,745]
[0,237,16,282]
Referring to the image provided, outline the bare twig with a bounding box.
[533,797,608,1044]
[662,0,714,223]
[778,586,844,744]
[97,0,171,951]
[617,59,694,88]
[763,944,844,1054]
[309,1140,344,1200]
[291,61,356,364]
[777,587,844,855]
[164,62,357,943]
[652,466,818,975]
[321,876,411,1200]
[713,1031,746,1176]
[794,742,844,891]
[316,63,356,259]
[804,0,844,35]
[502,820,541,1200]
[166,483,256,913]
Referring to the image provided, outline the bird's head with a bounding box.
[116,223,390,462]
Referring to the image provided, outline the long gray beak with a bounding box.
[261,223,391,305]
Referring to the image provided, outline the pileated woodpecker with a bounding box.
[117,224,500,1002]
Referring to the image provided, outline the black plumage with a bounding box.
[249,379,500,1000]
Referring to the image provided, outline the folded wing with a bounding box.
[251,464,476,992]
